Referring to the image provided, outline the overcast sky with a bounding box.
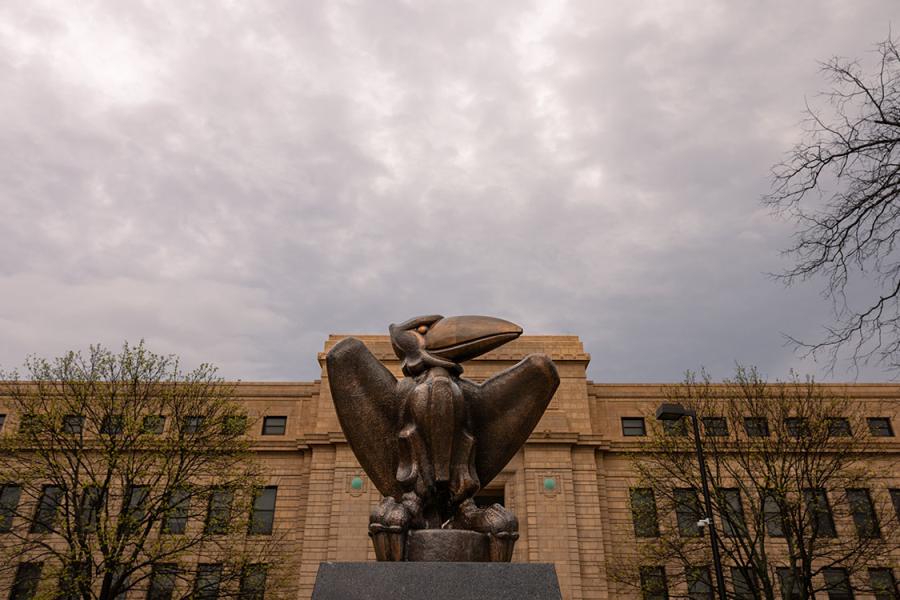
[1,1,898,382]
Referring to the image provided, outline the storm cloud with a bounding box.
[1,1,897,381]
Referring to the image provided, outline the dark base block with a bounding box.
[312,562,562,600]
[405,529,488,562]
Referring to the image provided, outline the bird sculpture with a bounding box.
[326,315,559,562]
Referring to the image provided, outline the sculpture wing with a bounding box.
[466,354,560,487]
[326,337,403,497]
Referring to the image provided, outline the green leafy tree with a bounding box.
[0,342,286,600]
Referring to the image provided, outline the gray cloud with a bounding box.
[1,0,898,382]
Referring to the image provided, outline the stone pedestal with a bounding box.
[311,562,562,600]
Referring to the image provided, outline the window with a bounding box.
[890,489,900,523]
[701,417,728,437]
[162,489,189,534]
[662,418,687,436]
[743,417,769,437]
[823,568,853,600]
[622,417,646,437]
[239,564,267,600]
[827,417,852,437]
[62,415,84,434]
[10,563,42,600]
[79,486,102,533]
[674,488,703,537]
[122,486,149,527]
[31,485,63,533]
[867,417,894,437]
[0,484,22,532]
[686,567,712,600]
[0,414,5,431]
[249,486,277,535]
[803,488,836,537]
[777,568,802,600]
[718,488,746,537]
[101,414,124,435]
[847,488,880,538]
[223,415,248,435]
[142,415,165,434]
[205,488,233,534]
[868,568,897,600]
[18,414,39,433]
[183,416,204,434]
[261,417,286,436]
[639,566,668,600]
[147,564,179,600]
[630,488,659,538]
[762,490,784,537]
[58,561,88,600]
[730,567,757,600]
[785,417,809,438]
[110,565,129,600]
[195,564,223,600]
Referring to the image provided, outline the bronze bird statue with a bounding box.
[326,315,559,562]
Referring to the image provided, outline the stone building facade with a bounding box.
[234,334,900,600]
[2,334,899,600]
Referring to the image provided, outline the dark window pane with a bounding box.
[80,486,103,533]
[674,488,703,537]
[101,415,124,435]
[869,568,897,600]
[195,564,222,600]
[183,416,204,434]
[744,417,769,437]
[110,566,129,600]
[205,488,233,534]
[0,414,5,431]
[10,563,42,600]
[239,565,267,600]
[730,567,757,600]
[891,489,900,524]
[142,415,165,434]
[147,564,178,600]
[718,488,746,537]
[0,484,22,532]
[223,415,248,435]
[823,568,854,600]
[847,488,880,538]
[31,485,63,533]
[58,561,89,600]
[827,418,852,437]
[785,417,809,438]
[662,418,688,436]
[762,490,784,537]
[702,417,728,437]
[687,567,712,600]
[122,486,149,527]
[249,487,277,535]
[622,417,646,437]
[62,415,84,435]
[261,417,287,436]
[162,489,189,534]
[867,417,894,437]
[778,568,802,600]
[803,488,836,537]
[639,566,668,600]
[630,488,659,538]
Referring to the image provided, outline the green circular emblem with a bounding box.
[350,476,363,490]
[543,477,556,491]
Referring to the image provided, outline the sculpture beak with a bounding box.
[424,315,523,363]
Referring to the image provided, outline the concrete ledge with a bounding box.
[312,562,562,600]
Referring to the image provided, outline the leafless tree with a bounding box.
[0,342,287,600]
[765,35,900,372]
[613,367,900,600]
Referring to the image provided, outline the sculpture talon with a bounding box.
[328,315,559,562]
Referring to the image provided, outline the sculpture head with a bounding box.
[389,315,523,377]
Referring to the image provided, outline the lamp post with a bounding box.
[655,403,728,600]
